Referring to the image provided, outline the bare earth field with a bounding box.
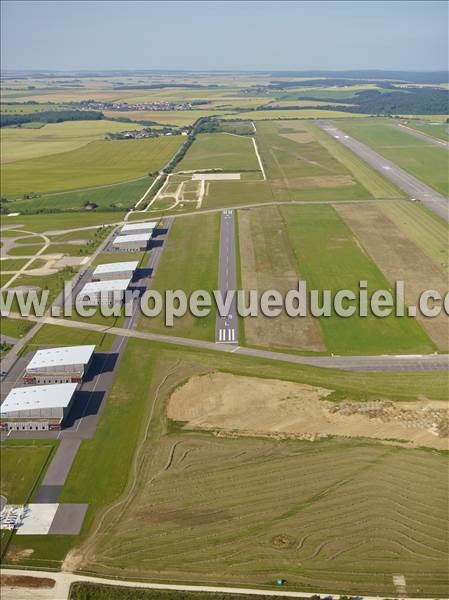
[168,372,448,450]
[335,202,449,350]
[238,206,325,351]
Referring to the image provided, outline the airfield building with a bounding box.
[78,278,131,306]
[24,345,95,384]
[120,221,157,236]
[0,383,78,431]
[92,261,139,281]
[112,233,152,252]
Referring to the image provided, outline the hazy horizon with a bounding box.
[1,1,448,72]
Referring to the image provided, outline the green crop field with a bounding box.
[255,120,373,201]
[177,133,261,172]
[1,120,146,164]
[336,119,449,195]
[137,213,220,340]
[6,177,153,213]
[280,204,435,354]
[1,136,182,196]
[0,442,56,504]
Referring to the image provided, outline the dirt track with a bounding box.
[167,372,448,449]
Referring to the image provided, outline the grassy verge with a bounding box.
[138,213,220,341]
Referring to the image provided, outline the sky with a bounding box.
[1,1,448,72]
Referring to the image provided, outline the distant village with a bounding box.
[80,100,202,112]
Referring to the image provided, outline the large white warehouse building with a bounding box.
[78,278,131,306]
[120,221,157,236]
[24,345,95,385]
[112,233,152,252]
[0,383,78,431]
[92,261,139,281]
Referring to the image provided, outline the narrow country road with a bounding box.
[0,567,440,600]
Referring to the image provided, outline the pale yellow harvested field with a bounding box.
[168,372,448,449]
[238,206,325,351]
[335,202,449,350]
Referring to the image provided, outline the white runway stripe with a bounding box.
[216,328,237,344]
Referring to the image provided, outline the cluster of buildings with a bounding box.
[75,222,156,306]
[1,345,96,432]
[80,100,195,111]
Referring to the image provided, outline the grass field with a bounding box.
[57,341,449,598]
[6,177,153,213]
[335,202,449,350]
[86,433,448,597]
[0,316,35,338]
[0,442,56,504]
[137,214,220,341]
[177,133,261,172]
[399,120,449,141]
[280,205,435,354]
[238,206,324,352]
[1,120,145,164]
[0,258,29,270]
[1,136,182,196]
[377,199,449,273]
[335,119,449,196]
[3,211,122,233]
[221,109,366,120]
[5,337,448,576]
[255,121,373,201]
[19,323,115,356]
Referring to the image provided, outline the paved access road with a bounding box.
[0,567,441,600]
[215,209,239,344]
[7,313,448,373]
[317,121,449,222]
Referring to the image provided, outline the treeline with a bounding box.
[1,110,104,127]
[328,88,448,115]
[254,87,449,115]
[268,70,449,84]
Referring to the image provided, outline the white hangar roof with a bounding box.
[93,261,139,276]
[1,383,78,414]
[120,221,157,233]
[79,278,131,294]
[26,345,96,371]
[113,233,152,244]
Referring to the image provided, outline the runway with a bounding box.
[317,121,449,222]
[215,209,238,344]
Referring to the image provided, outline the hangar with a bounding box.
[92,261,139,281]
[120,221,157,235]
[24,345,95,385]
[112,233,152,252]
[0,383,78,431]
[78,278,131,306]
